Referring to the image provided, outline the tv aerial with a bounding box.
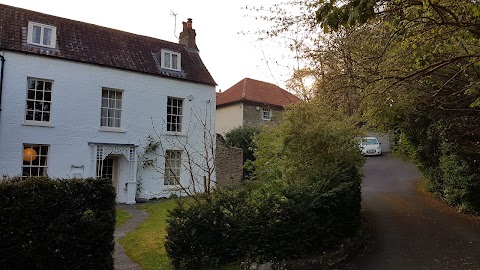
[170,10,178,39]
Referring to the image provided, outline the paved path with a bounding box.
[343,155,480,270]
[114,204,148,270]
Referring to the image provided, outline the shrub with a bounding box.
[0,177,116,270]
[224,126,260,162]
[165,103,363,269]
[225,126,261,180]
[165,169,361,269]
[396,112,480,213]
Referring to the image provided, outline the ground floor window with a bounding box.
[98,157,114,179]
[164,150,182,185]
[22,144,49,177]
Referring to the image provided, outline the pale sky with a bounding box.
[1,0,296,91]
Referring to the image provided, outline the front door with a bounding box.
[101,157,119,201]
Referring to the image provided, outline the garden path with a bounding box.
[114,204,148,270]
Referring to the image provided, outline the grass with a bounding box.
[116,209,133,228]
[119,199,179,270]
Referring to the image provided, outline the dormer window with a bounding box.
[161,49,181,71]
[27,22,56,48]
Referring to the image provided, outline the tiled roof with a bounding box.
[0,4,216,86]
[216,78,300,108]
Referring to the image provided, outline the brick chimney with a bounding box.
[179,18,198,51]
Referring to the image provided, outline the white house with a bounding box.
[0,4,217,204]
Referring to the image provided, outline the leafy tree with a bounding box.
[254,0,480,212]
[315,0,480,37]
[254,101,364,183]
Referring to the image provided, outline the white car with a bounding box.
[360,137,382,156]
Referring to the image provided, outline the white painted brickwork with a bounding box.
[0,52,216,203]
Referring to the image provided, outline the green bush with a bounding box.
[396,111,480,213]
[165,103,363,269]
[0,177,116,270]
[165,170,361,269]
[253,102,364,183]
[225,126,261,180]
[224,126,260,162]
[440,153,480,212]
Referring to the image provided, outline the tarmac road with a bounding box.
[342,155,480,270]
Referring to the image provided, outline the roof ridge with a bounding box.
[0,4,216,86]
[1,3,181,47]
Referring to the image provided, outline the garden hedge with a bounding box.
[165,168,362,269]
[0,177,116,270]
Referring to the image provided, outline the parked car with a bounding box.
[359,137,382,156]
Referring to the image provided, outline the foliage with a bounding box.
[254,101,364,183]
[315,0,480,37]
[224,126,261,163]
[165,103,364,269]
[0,177,116,270]
[119,200,179,270]
[397,113,480,213]
[255,0,480,212]
[165,173,362,269]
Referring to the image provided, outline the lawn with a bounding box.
[118,199,178,270]
[116,209,133,228]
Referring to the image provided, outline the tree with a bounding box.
[254,101,364,183]
[136,103,216,200]
[256,0,480,212]
[315,0,480,36]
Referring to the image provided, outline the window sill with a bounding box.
[262,119,272,121]
[26,41,56,49]
[22,121,54,128]
[165,132,187,137]
[99,127,126,133]
[164,185,182,190]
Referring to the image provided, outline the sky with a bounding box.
[1,0,296,92]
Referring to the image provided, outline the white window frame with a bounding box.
[262,108,272,121]
[167,97,183,133]
[161,49,181,71]
[164,150,182,186]
[25,78,53,124]
[22,144,49,178]
[100,88,123,130]
[27,21,57,48]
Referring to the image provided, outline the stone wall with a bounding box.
[242,104,282,128]
[215,134,243,187]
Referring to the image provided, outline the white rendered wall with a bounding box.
[0,51,216,203]
[215,103,243,135]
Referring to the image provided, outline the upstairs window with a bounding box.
[100,88,123,129]
[25,78,53,123]
[161,49,181,71]
[262,108,272,121]
[167,97,183,133]
[27,22,57,48]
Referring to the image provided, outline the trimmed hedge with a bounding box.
[0,177,116,270]
[165,167,362,269]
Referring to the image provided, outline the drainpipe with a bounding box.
[0,54,5,111]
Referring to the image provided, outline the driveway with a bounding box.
[343,155,480,270]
